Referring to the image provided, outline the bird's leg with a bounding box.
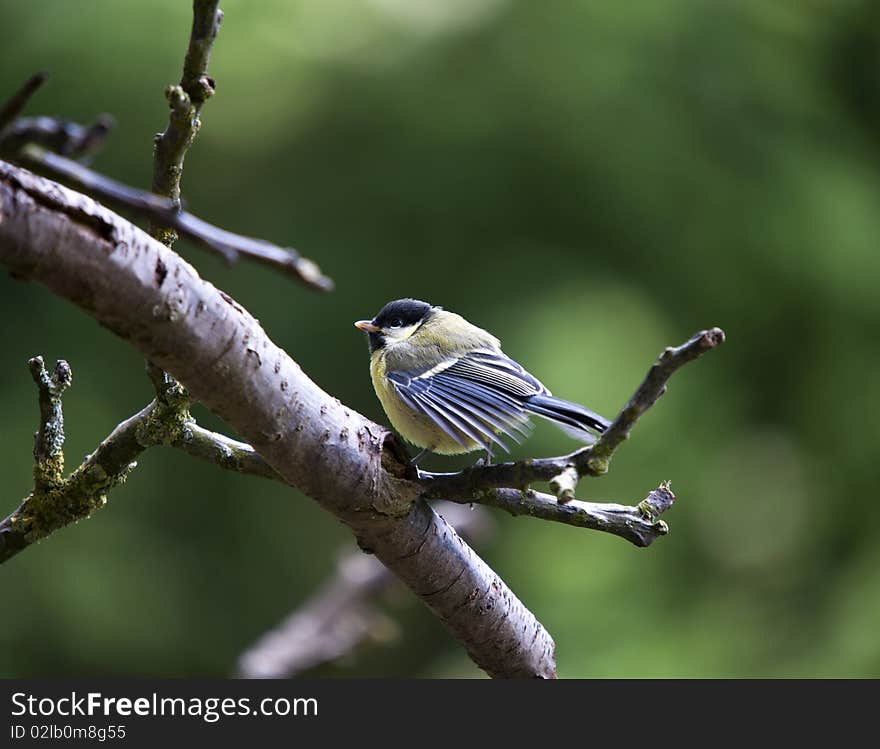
[470,445,493,468]
[410,447,430,465]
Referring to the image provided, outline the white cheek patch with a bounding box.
[384,323,421,345]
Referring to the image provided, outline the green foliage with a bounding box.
[1,0,878,677]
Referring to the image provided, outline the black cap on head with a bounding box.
[372,298,433,330]
[364,298,434,352]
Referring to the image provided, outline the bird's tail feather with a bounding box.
[524,394,611,443]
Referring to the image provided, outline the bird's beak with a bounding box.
[355,320,381,333]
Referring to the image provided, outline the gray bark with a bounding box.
[0,160,557,678]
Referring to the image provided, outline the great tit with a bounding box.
[355,298,611,463]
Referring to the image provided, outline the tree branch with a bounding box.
[0,161,557,678]
[16,146,332,290]
[0,0,724,673]
[27,356,72,491]
[0,71,113,161]
[147,360,279,479]
[0,354,282,565]
[1,361,144,565]
[144,0,330,291]
[236,502,494,678]
[0,71,48,132]
[0,57,333,291]
[151,0,223,243]
[589,327,726,466]
[1,116,115,162]
[444,483,675,548]
[239,551,398,679]
[144,1,331,293]
[177,423,279,481]
[0,159,723,674]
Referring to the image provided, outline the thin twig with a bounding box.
[181,0,224,107]
[549,465,579,503]
[0,115,115,161]
[418,328,725,499]
[18,146,333,290]
[151,0,223,244]
[445,483,675,548]
[0,46,333,290]
[179,424,279,481]
[0,72,114,160]
[0,356,281,566]
[0,358,142,565]
[588,327,726,468]
[0,71,48,131]
[27,356,72,491]
[144,0,331,291]
[146,361,279,479]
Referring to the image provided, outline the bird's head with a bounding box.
[355,298,435,352]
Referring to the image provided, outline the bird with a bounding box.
[355,298,611,464]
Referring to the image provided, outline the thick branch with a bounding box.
[418,328,725,500]
[0,162,556,678]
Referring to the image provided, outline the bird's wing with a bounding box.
[441,348,549,398]
[385,348,540,453]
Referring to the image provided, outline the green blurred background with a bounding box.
[2,0,879,678]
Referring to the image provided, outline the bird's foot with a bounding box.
[472,448,493,467]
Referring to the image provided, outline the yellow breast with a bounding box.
[369,350,479,455]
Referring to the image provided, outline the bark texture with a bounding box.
[0,161,556,678]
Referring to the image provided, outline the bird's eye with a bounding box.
[389,317,403,328]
